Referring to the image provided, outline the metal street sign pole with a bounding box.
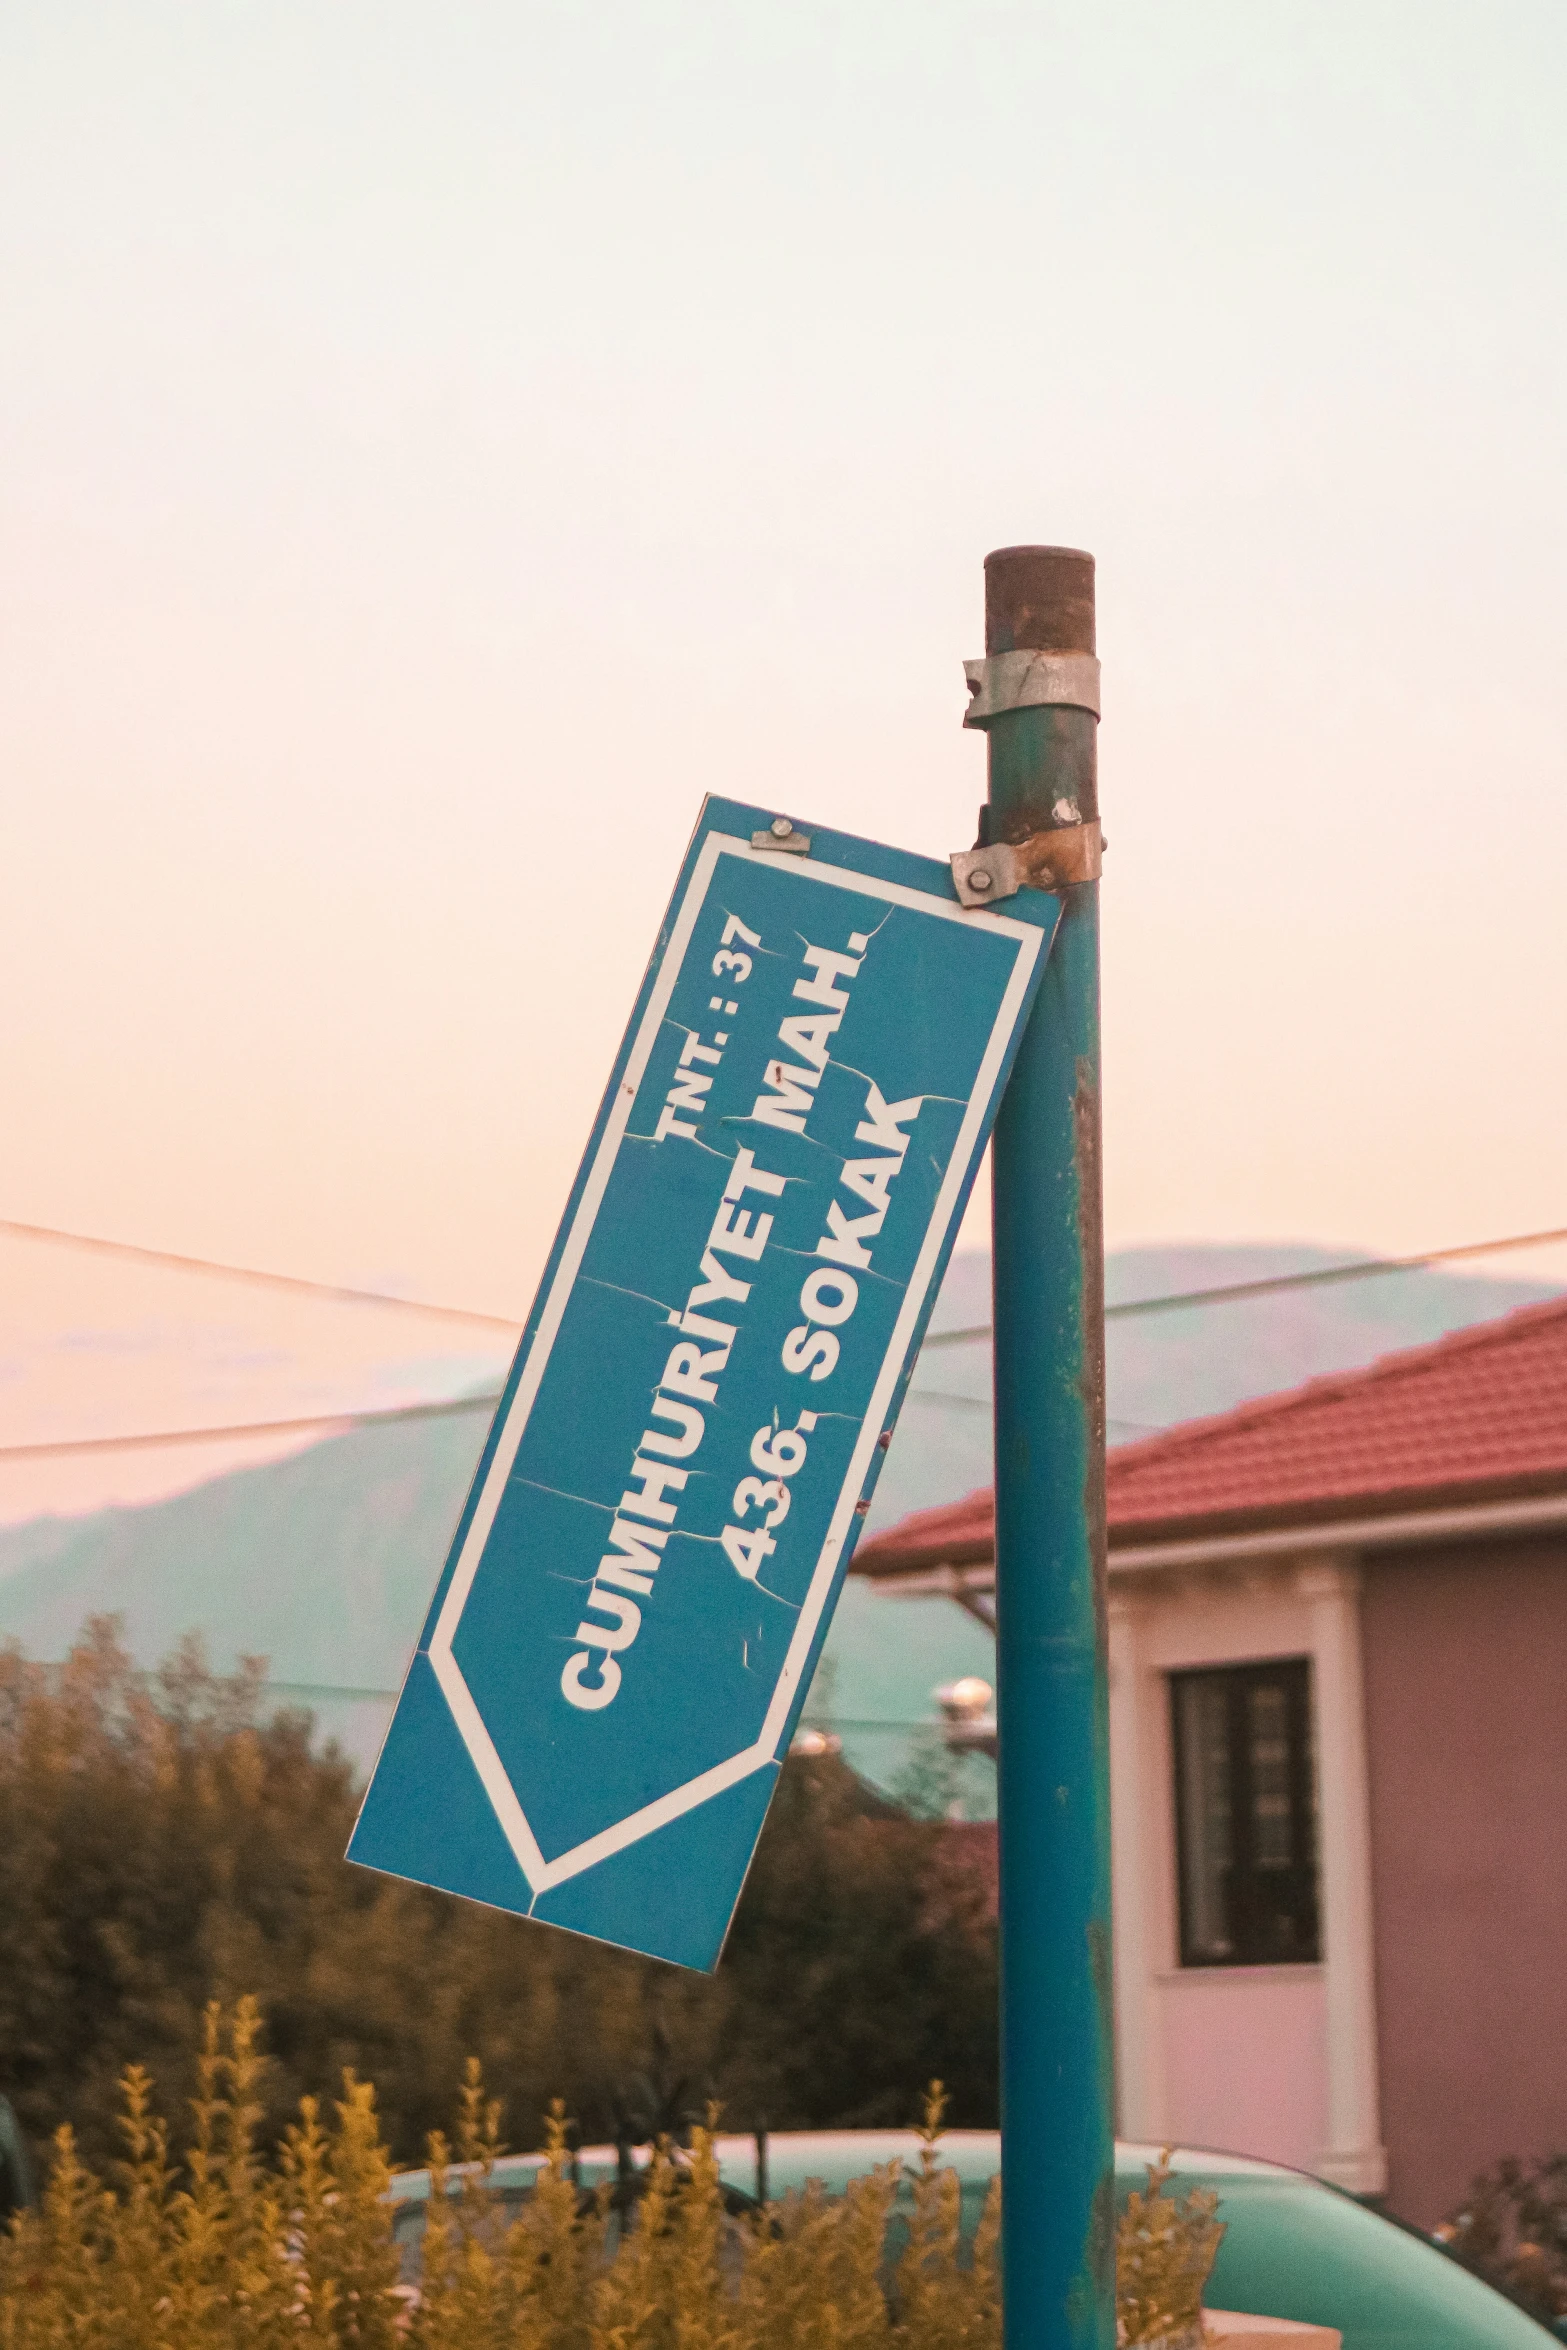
[982,547,1113,2349]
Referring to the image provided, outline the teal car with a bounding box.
[387,2130,1558,2348]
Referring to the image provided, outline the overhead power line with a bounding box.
[260,1686,954,1730]
[0,1217,523,1332]
[0,1391,503,1463]
[2,1385,1155,1465]
[33,1666,985,1735]
[7,1209,1564,1356]
[907,1388,1176,1438]
[3,1218,1562,1466]
[258,1678,400,1702]
[920,1222,1567,1349]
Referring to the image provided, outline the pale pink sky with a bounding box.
[3,1,1565,1524]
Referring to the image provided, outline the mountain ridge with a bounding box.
[2,1240,1556,1808]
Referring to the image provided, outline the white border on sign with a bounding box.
[423,832,1042,1899]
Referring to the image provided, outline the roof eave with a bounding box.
[1107,1465,1567,1551]
[862,1483,1567,1595]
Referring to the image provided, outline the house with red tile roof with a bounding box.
[853,1296,1567,2228]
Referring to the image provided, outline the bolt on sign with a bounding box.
[349,798,1060,1968]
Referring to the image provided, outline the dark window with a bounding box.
[1171,1659,1319,1968]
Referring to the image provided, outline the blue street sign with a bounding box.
[348,796,1059,1969]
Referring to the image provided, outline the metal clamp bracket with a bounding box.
[950,821,1103,909]
[962,649,1101,726]
[751,815,812,854]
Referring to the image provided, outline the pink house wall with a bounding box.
[1158,1968,1327,2173]
[1362,1536,1567,2226]
[1124,1569,1332,2172]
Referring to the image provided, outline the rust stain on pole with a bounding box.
[1074,1055,1109,1662]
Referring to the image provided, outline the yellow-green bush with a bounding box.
[0,2006,1219,2349]
[1115,2153,1223,2347]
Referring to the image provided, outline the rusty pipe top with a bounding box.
[984,545,1095,658]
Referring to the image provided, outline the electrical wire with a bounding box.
[3,1219,1562,1464]
[905,1388,1163,1435]
[7,1210,1563,1350]
[263,1689,959,1729]
[0,1217,522,1332]
[920,1222,1567,1348]
[258,1679,400,1702]
[0,1391,502,1463]
[30,1665,983,1734]
[2,1386,1163,1462]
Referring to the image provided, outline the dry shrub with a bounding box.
[1114,2151,1224,2348]
[0,2010,1221,2349]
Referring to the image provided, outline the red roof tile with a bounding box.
[854,1294,1567,1572]
[854,1487,995,1579]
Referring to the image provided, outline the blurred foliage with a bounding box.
[1437,2151,1567,2330]
[0,1624,997,2172]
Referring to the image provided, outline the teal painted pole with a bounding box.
[982,548,1113,2349]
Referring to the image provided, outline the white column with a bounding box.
[1109,1585,1162,2141]
[1298,1555,1387,2194]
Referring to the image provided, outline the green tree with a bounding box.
[0,1624,997,2173]
[712,1751,997,2129]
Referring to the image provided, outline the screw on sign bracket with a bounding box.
[952,634,1103,906]
[751,814,812,854]
[949,821,1103,908]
